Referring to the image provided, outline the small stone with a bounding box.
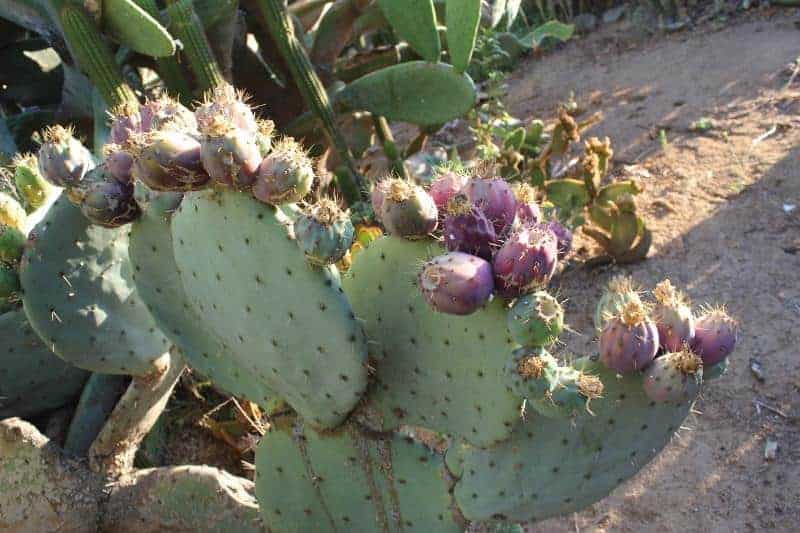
[573,13,598,33]
[603,6,626,24]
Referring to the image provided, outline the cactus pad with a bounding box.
[449,359,692,522]
[343,237,521,447]
[255,421,461,532]
[129,192,274,406]
[0,309,88,419]
[19,195,170,376]
[171,190,368,428]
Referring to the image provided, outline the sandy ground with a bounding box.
[499,10,800,533]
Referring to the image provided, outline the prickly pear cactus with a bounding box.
[170,190,369,428]
[19,194,170,375]
[343,237,521,448]
[128,191,274,406]
[0,309,89,419]
[449,359,692,522]
[255,420,462,532]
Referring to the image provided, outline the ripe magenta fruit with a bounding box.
[492,225,558,297]
[418,252,493,315]
[599,300,659,373]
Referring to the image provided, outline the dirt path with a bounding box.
[503,12,800,533]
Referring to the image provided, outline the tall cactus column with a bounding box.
[253,0,365,203]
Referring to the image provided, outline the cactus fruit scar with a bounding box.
[294,199,356,266]
[599,300,659,374]
[652,279,695,352]
[379,178,438,239]
[252,138,315,205]
[418,251,494,315]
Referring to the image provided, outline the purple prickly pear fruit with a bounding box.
[109,102,143,145]
[37,125,95,188]
[545,220,573,260]
[418,252,494,315]
[492,225,558,297]
[379,179,438,239]
[599,300,659,374]
[200,119,262,188]
[643,349,703,403]
[464,176,517,235]
[78,166,141,227]
[195,83,258,135]
[295,199,355,266]
[103,145,134,183]
[652,279,695,352]
[140,95,197,134]
[691,307,738,366]
[131,131,209,192]
[371,179,392,220]
[430,170,469,211]
[443,194,497,260]
[511,183,541,225]
[252,139,315,205]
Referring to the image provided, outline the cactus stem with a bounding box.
[166,0,225,93]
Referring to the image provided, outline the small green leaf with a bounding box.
[503,127,526,150]
[377,0,441,62]
[524,20,575,48]
[446,0,481,72]
[338,61,476,126]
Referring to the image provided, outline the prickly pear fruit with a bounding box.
[545,220,573,260]
[691,307,738,366]
[643,349,703,403]
[507,347,560,400]
[507,291,564,347]
[103,147,134,183]
[140,95,198,134]
[252,139,314,205]
[380,179,438,239]
[464,176,517,235]
[109,101,143,145]
[652,279,695,352]
[371,179,392,218]
[0,264,20,311]
[195,83,258,135]
[36,125,95,188]
[12,154,57,210]
[492,225,558,298]
[599,300,659,374]
[294,199,356,266]
[430,169,469,210]
[200,120,262,188]
[594,275,642,333]
[512,183,541,225]
[0,225,25,263]
[255,119,275,157]
[418,251,493,315]
[131,131,209,191]
[79,167,141,227]
[0,193,26,232]
[443,194,496,260]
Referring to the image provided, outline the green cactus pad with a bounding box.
[446,0,481,72]
[19,195,170,376]
[129,192,274,406]
[338,62,476,127]
[377,0,441,62]
[171,190,368,428]
[450,359,692,522]
[102,0,176,57]
[255,421,461,532]
[0,309,89,419]
[343,237,521,448]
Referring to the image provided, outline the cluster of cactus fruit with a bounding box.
[0,79,741,531]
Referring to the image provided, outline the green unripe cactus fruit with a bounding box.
[507,291,564,346]
[12,154,57,211]
[252,138,315,205]
[0,192,26,232]
[594,275,642,333]
[0,225,25,263]
[295,199,356,266]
